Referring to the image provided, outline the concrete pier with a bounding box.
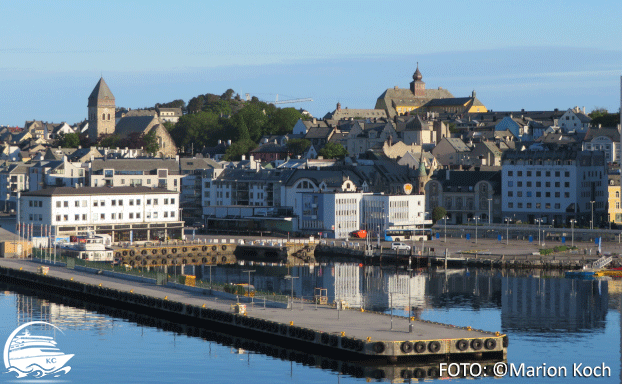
[0,258,507,363]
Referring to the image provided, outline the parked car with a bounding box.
[391,242,411,251]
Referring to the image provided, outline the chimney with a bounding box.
[227,140,232,146]
[241,155,246,161]
[312,118,317,124]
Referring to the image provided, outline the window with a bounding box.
[546,192,551,197]
[101,213,105,220]
[554,203,560,209]
[555,171,560,177]
[517,171,523,177]
[526,191,532,197]
[565,192,570,198]
[154,199,158,205]
[565,171,570,177]
[100,200,105,207]
[171,211,175,218]
[119,200,123,206]
[136,199,141,205]
[64,201,68,207]
[94,200,98,207]
[517,191,522,197]
[536,192,541,197]
[508,171,513,176]
[555,182,560,187]
[56,201,61,208]
[555,192,560,197]
[171,198,175,205]
[75,214,79,220]
[63,215,68,221]
[527,171,532,177]
[136,213,141,219]
[536,203,541,209]
[565,182,570,188]
[153,212,158,219]
[526,203,532,208]
[111,213,116,219]
[517,181,523,187]
[112,200,116,206]
[508,202,513,208]
[56,215,61,222]
[517,203,523,208]
[82,200,87,207]
[147,179,151,185]
[545,182,551,187]
[82,214,87,220]
[536,182,541,187]
[147,199,151,205]
[29,201,33,207]
[545,203,551,209]
[508,181,513,187]
[119,213,123,219]
[129,213,134,219]
[130,199,134,206]
[536,171,541,177]
[546,171,550,177]
[75,201,80,207]
[164,212,168,218]
[507,191,513,197]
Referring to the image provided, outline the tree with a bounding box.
[432,207,447,224]
[156,99,186,109]
[224,140,257,161]
[318,142,347,159]
[98,134,121,148]
[286,138,311,157]
[57,133,80,148]
[221,88,235,101]
[589,107,619,127]
[143,130,159,154]
[187,95,204,114]
[268,107,303,135]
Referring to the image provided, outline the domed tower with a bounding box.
[409,62,426,97]
[87,77,115,142]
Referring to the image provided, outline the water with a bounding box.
[0,265,619,383]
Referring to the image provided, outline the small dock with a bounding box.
[0,258,507,363]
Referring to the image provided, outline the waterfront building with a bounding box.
[19,186,183,241]
[425,169,501,224]
[0,163,30,212]
[501,150,607,226]
[89,158,181,191]
[608,174,622,225]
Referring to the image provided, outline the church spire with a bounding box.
[413,62,422,81]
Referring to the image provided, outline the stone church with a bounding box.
[87,78,177,157]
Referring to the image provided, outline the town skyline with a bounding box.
[2,1,622,126]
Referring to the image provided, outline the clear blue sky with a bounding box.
[1,0,621,126]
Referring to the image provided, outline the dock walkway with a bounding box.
[0,258,506,362]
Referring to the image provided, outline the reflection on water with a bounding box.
[0,263,618,383]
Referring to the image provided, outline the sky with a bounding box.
[1,0,622,126]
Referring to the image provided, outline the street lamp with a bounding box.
[487,198,492,225]
[535,218,542,246]
[443,216,448,243]
[474,216,480,244]
[504,217,511,245]
[590,201,595,230]
[377,225,380,250]
[284,274,299,311]
[407,258,413,333]
[243,269,255,300]
[570,219,576,247]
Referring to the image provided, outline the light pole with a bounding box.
[407,258,413,333]
[284,275,299,311]
[443,216,448,243]
[377,225,380,249]
[535,218,542,246]
[570,219,576,247]
[590,201,595,230]
[487,198,492,225]
[474,216,479,244]
[243,269,255,300]
[504,217,510,245]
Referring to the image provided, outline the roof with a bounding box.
[433,169,502,194]
[444,138,470,152]
[583,127,620,142]
[91,158,179,173]
[22,186,176,197]
[250,143,290,154]
[304,126,333,139]
[88,77,115,107]
[114,115,159,136]
[179,158,221,171]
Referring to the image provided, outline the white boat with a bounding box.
[7,330,73,373]
[61,235,114,262]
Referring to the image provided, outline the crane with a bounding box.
[245,93,313,105]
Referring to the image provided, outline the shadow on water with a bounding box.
[0,281,504,382]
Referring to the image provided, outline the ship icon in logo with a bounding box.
[3,321,73,378]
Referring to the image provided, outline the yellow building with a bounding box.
[608,174,622,224]
[376,63,487,117]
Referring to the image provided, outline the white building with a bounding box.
[581,126,620,164]
[298,191,427,239]
[558,107,591,133]
[19,186,183,241]
[501,150,607,226]
[89,158,181,191]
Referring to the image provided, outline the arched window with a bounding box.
[107,113,111,120]
[102,113,105,120]
[616,191,620,198]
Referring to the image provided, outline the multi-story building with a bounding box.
[89,158,181,191]
[19,186,182,241]
[582,127,620,164]
[501,150,607,226]
[28,159,86,191]
[297,191,426,239]
[0,163,30,212]
[608,174,622,225]
[179,157,220,222]
[425,169,501,224]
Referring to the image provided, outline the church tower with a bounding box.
[409,62,426,97]
[87,77,115,142]
[416,151,430,194]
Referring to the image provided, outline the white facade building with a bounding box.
[298,192,427,239]
[19,186,183,241]
[501,150,607,225]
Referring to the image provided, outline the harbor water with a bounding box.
[0,264,618,383]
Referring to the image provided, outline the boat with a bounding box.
[7,330,73,374]
[351,230,367,239]
[564,268,597,279]
[60,235,114,262]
